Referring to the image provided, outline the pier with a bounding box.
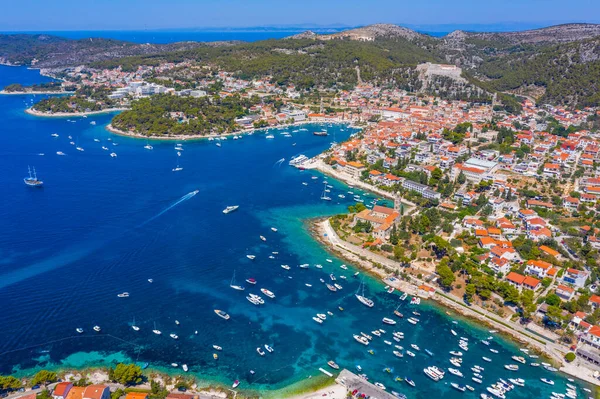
[335,369,398,399]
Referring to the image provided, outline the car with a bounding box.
[177,387,187,392]
[31,385,40,390]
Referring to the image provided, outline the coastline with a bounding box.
[25,107,127,117]
[1,90,75,95]
[106,118,360,141]
[308,217,600,388]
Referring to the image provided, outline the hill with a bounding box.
[2,23,600,108]
[0,34,230,68]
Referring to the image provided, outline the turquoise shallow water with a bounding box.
[0,66,592,398]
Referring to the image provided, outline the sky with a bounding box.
[1,0,599,31]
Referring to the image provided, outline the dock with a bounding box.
[335,369,398,399]
[319,367,333,377]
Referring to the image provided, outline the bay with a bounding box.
[0,65,589,398]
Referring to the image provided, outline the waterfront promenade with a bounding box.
[315,218,600,387]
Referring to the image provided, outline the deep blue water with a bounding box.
[1,30,332,44]
[1,29,446,44]
[0,66,592,397]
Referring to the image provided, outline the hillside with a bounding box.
[0,34,230,68]
[3,23,600,107]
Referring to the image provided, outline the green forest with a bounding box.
[111,94,260,136]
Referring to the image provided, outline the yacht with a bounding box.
[76,146,84,152]
[313,316,323,324]
[246,254,256,260]
[540,378,554,385]
[182,364,188,372]
[232,380,240,389]
[246,278,257,285]
[410,344,420,351]
[229,271,245,291]
[144,144,153,150]
[353,334,369,345]
[256,347,266,356]
[51,133,59,137]
[486,387,505,399]
[326,284,337,292]
[355,280,374,307]
[170,333,178,340]
[451,383,466,392]
[101,146,108,151]
[327,360,340,370]
[152,322,162,335]
[281,264,291,270]
[57,151,66,155]
[490,348,499,354]
[448,368,463,377]
[93,325,101,332]
[264,344,274,353]
[504,364,519,371]
[407,317,419,325]
[265,135,274,139]
[511,355,526,364]
[110,152,117,158]
[223,205,239,214]
[508,378,525,387]
[23,166,44,187]
[212,345,222,351]
[382,318,396,325]
[148,279,153,283]
[117,292,130,298]
[406,350,415,357]
[214,309,230,320]
[450,350,463,356]
[482,356,492,362]
[261,288,275,298]
[260,235,266,241]
[131,317,140,331]
[171,363,178,367]
[76,328,84,334]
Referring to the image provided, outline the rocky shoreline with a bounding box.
[25,107,127,117]
[307,217,600,388]
[106,119,357,141]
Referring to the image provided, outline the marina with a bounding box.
[0,65,594,398]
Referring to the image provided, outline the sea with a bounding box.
[0,65,592,398]
[2,29,448,44]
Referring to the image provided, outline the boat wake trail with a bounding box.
[137,190,199,228]
[273,158,285,167]
[0,190,200,291]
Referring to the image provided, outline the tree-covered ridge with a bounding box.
[472,37,600,107]
[111,94,260,136]
[92,38,441,91]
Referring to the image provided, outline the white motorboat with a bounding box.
[382,317,396,325]
[223,205,239,214]
[261,288,275,298]
[93,325,101,332]
[170,333,178,340]
[76,328,84,334]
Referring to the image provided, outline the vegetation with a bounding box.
[108,363,143,386]
[112,93,260,136]
[31,370,57,386]
[33,87,117,113]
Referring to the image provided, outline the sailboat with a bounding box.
[23,166,43,187]
[355,280,374,308]
[230,270,245,291]
[320,182,331,201]
[131,317,140,331]
[152,322,162,335]
[144,140,153,150]
[172,153,183,172]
